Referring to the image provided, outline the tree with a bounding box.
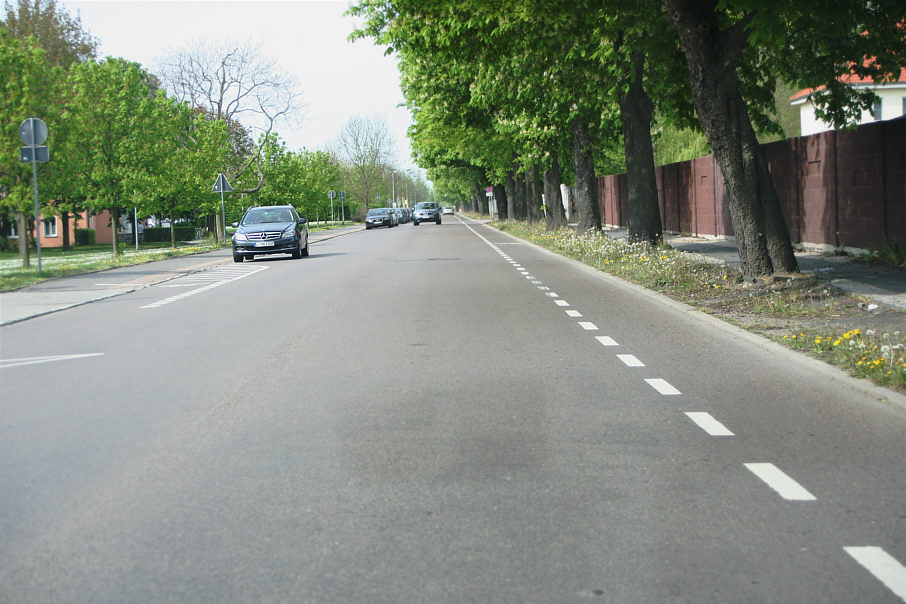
[157,39,303,196]
[661,0,905,277]
[0,28,63,266]
[66,58,159,255]
[2,0,97,68]
[331,114,394,210]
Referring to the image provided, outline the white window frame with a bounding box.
[43,217,58,238]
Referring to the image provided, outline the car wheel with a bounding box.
[366,225,372,230]
[301,237,309,257]
[291,239,302,259]
[414,220,419,226]
[233,252,243,263]
[436,218,442,224]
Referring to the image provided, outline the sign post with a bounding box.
[19,117,49,271]
[211,173,233,242]
[339,191,346,225]
[327,190,336,224]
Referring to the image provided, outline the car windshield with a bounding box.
[416,203,436,210]
[368,209,390,216]
[243,208,294,224]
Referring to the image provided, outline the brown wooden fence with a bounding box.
[597,116,906,250]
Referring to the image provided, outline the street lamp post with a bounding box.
[391,170,396,207]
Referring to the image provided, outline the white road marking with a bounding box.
[684,412,735,436]
[744,463,816,501]
[617,354,645,367]
[532,280,543,284]
[554,300,570,307]
[1,353,104,369]
[645,378,681,395]
[596,336,618,346]
[538,286,550,290]
[142,265,268,309]
[546,292,560,298]
[844,547,906,601]
[578,322,598,331]
[565,310,583,317]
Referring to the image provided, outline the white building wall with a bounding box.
[796,84,906,136]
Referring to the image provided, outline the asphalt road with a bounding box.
[1,216,904,602]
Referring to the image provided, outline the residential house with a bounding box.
[791,67,906,136]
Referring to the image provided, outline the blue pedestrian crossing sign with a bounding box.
[212,173,233,193]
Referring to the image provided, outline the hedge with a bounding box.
[142,226,196,242]
[75,228,96,246]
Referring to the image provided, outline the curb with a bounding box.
[481,221,906,412]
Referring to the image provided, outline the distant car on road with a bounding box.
[365,207,397,229]
[442,206,454,215]
[413,202,441,226]
[231,205,308,262]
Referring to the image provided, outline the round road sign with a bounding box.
[19,117,48,146]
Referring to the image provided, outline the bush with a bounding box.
[75,228,96,246]
[142,226,196,242]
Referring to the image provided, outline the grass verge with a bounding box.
[0,241,227,291]
[494,220,905,394]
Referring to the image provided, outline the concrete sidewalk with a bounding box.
[606,227,906,311]
[0,226,364,326]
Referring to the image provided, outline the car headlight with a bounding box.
[283,226,296,237]
[233,232,248,242]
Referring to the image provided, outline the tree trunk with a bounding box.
[571,118,602,234]
[663,0,798,278]
[111,208,120,256]
[514,169,527,219]
[619,49,663,245]
[544,152,567,230]
[526,164,543,221]
[61,211,71,250]
[16,212,29,268]
[506,170,516,220]
[493,184,508,219]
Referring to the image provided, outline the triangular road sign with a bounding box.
[212,173,233,193]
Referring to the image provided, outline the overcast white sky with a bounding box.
[64,0,418,172]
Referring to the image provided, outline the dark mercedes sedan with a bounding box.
[231,205,308,262]
[365,207,398,229]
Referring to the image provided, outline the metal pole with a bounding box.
[220,189,227,243]
[392,171,396,207]
[134,207,139,250]
[30,120,42,271]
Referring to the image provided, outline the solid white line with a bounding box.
[578,322,598,330]
[596,336,618,346]
[744,463,816,501]
[0,353,104,369]
[617,354,645,367]
[645,378,681,395]
[684,412,735,436]
[565,310,583,317]
[844,547,906,600]
[554,300,569,306]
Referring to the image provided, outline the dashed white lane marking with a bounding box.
[141,265,268,309]
[844,547,906,601]
[0,353,104,369]
[566,310,583,317]
[554,300,570,307]
[546,292,560,298]
[596,336,619,347]
[744,463,816,501]
[578,322,598,331]
[684,412,735,436]
[538,286,550,291]
[617,354,645,367]
[645,378,681,395]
